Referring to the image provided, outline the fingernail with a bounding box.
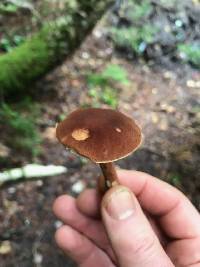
[104,189,135,220]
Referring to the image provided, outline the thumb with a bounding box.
[101,186,174,267]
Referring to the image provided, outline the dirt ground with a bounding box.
[0,19,200,267]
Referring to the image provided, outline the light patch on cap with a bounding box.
[115,127,122,133]
[72,129,90,141]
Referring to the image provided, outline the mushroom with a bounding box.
[56,108,142,192]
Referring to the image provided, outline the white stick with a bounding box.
[0,164,67,185]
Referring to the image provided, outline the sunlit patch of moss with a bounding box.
[0,101,41,157]
[86,64,129,108]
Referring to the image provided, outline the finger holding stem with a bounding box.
[99,162,119,191]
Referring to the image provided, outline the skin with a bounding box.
[53,170,200,267]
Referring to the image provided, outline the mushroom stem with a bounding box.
[99,162,119,190]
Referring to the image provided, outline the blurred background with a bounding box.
[0,0,199,266]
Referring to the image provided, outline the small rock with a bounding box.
[187,80,200,88]
[7,187,16,194]
[175,19,183,28]
[36,180,43,187]
[151,88,158,95]
[93,29,103,38]
[187,80,195,88]
[54,220,63,229]
[164,25,171,33]
[163,71,174,80]
[71,180,86,194]
[34,252,43,264]
[24,218,31,226]
[81,52,90,59]
[160,103,176,113]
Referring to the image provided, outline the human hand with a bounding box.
[53,170,200,267]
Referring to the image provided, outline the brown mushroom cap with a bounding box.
[56,108,142,163]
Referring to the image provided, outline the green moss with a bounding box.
[0,20,77,95]
[0,0,113,96]
[87,64,129,108]
[178,44,200,69]
[126,0,153,21]
[0,102,41,157]
[0,25,55,94]
[111,25,157,55]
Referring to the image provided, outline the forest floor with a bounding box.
[0,5,200,267]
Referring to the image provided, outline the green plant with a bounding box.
[88,64,129,86]
[0,0,34,14]
[88,86,118,108]
[101,64,129,85]
[0,101,41,157]
[111,25,156,55]
[87,64,129,108]
[0,38,13,52]
[169,174,182,186]
[101,86,118,107]
[178,44,200,69]
[58,113,67,122]
[0,3,18,14]
[126,0,152,21]
[0,35,25,52]
[109,0,157,56]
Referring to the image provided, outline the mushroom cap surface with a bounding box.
[56,108,142,163]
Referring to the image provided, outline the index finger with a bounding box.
[118,170,200,239]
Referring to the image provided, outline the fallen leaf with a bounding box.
[187,80,200,88]
[4,200,20,216]
[0,241,12,255]
[0,143,10,157]
[151,112,159,124]
[159,118,168,131]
